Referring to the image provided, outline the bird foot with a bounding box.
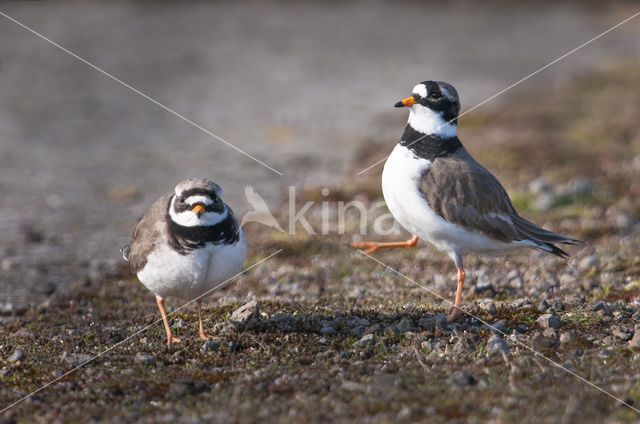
[166,336,182,345]
[350,241,380,255]
[198,332,214,340]
[446,307,462,322]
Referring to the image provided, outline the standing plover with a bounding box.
[122,178,247,345]
[353,81,579,321]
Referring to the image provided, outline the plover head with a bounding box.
[169,178,227,227]
[395,81,460,137]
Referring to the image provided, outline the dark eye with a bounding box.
[429,92,442,100]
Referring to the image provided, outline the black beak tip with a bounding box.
[394,101,404,108]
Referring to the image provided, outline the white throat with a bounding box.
[408,105,457,138]
[169,196,228,227]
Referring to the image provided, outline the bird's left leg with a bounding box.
[351,235,419,255]
[447,267,465,322]
[197,299,212,340]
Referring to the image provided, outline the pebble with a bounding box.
[395,319,412,333]
[590,301,613,317]
[350,326,365,337]
[448,370,477,387]
[628,325,640,349]
[578,256,599,272]
[611,326,633,341]
[487,334,509,358]
[8,349,25,363]
[11,328,34,339]
[52,369,64,377]
[229,300,260,327]
[134,352,155,365]
[357,334,375,347]
[486,321,508,335]
[479,299,497,314]
[536,313,561,329]
[559,332,575,344]
[530,331,555,350]
[320,326,336,336]
[201,339,222,353]
[418,314,448,331]
[169,379,211,397]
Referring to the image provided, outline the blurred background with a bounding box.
[0,0,638,306]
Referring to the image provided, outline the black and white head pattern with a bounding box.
[406,81,460,137]
[167,178,240,253]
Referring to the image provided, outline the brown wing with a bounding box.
[420,149,522,242]
[126,193,172,274]
[420,149,580,252]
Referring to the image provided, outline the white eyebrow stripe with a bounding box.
[184,195,213,206]
[412,83,427,98]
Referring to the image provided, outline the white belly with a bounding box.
[137,229,247,299]
[381,145,522,263]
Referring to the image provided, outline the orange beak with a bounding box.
[394,96,416,108]
[191,205,205,218]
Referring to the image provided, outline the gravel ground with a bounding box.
[1,61,640,424]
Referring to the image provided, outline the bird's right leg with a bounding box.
[351,235,419,255]
[446,267,465,322]
[156,295,182,345]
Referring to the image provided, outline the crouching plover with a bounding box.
[122,178,247,345]
[352,81,580,321]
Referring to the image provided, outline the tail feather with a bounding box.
[512,214,582,259]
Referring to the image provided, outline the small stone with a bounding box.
[201,340,221,353]
[11,328,34,339]
[61,352,93,367]
[418,314,448,331]
[479,299,497,314]
[229,300,260,328]
[530,330,555,350]
[538,299,550,311]
[52,369,64,377]
[559,332,575,344]
[487,321,508,335]
[536,313,561,329]
[578,256,599,272]
[320,326,336,336]
[36,281,57,296]
[542,327,557,338]
[628,325,640,349]
[448,370,477,387]
[549,299,564,311]
[487,334,509,358]
[350,326,365,337]
[590,301,613,317]
[134,352,155,365]
[169,379,211,397]
[8,349,25,363]
[395,319,412,333]
[357,333,375,347]
[397,406,417,422]
[612,326,633,342]
[421,340,434,352]
[363,323,383,335]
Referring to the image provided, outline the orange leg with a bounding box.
[197,299,212,340]
[447,268,465,322]
[156,295,182,345]
[351,235,419,255]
